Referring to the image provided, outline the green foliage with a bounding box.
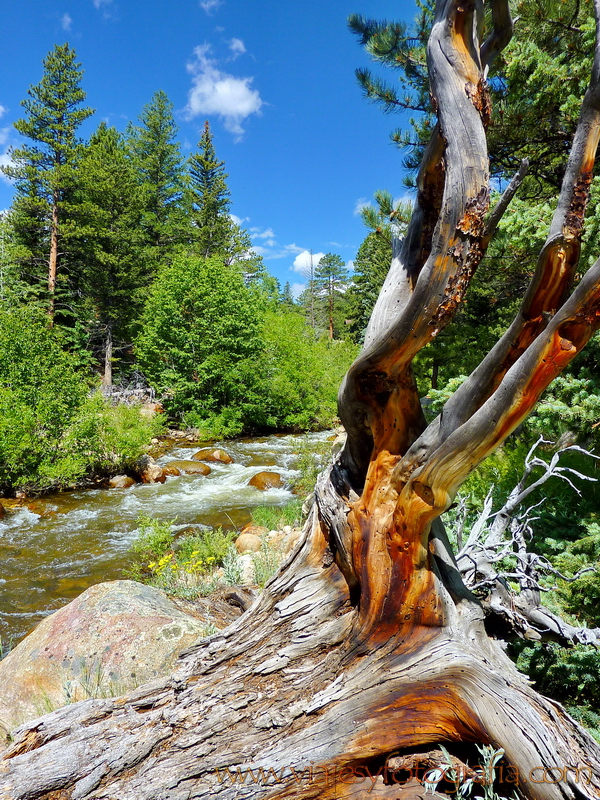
[346,231,392,342]
[510,640,600,736]
[346,194,412,344]
[314,252,349,339]
[135,254,262,428]
[175,527,236,569]
[255,309,359,431]
[348,2,434,181]
[349,0,594,193]
[252,540,282,587]
[524,371,600,442]
[187,120,238,260]
[0,305,86,489]
[68,123,147,376]
[251,500,303,530]
[222,546,243,585]
[489,0,595,195]
[127,516,236,598]
[0,306,162,492]
[2,43,93,303]
[127,89,186,261]
[293,438,333,495]
[552,520,600,625]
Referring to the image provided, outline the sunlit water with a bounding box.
[0,431,330,645]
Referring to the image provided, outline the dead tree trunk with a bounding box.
[3,1,600,798]
[47,191,59,322]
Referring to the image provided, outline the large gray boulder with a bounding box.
[0,580,208,739]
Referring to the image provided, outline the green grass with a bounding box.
[251,500,303,530]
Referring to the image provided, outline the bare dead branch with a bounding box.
[483,158,529,245]
[480,0,514,70]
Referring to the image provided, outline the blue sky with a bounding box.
[0,0,417,293]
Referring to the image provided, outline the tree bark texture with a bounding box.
[47,192,59,321]
[3,1,600,798]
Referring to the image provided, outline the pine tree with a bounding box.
[281,281,296,308]
[346,232,392,342]
[187,120,235,258]
[314,253,349,339]
[2,44,93,319]
[68,124,145,385]
[127,90,186,264]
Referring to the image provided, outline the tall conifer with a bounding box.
[69,124,145,384]
[2,44,93,319]
[128,90,186,263]
[187,120,234,259]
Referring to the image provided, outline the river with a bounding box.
[0,431,329,647]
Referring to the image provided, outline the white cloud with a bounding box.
[253,227,275,240]
[0,151,14,183]
[230,213,249,226]
[185,44,263,138]
[346,260,355,273]
[0,126,14,182]
[292,250,325,275]
[354,197,371,216]
[200,0,222,14]
[291,283,305,300]
[0,105,7,119]
[247,230,305,261]
[92,0,115,18]
[229,38,246,57]
[61,12,72,30]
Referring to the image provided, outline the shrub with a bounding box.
[254,309,359,431]
[127,516,236,597]
[0,306,162,492]
[135,255,262,428]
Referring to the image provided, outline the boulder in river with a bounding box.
[248,471,284,491]
[140,459,167,484]
[167,460,211,476]
[108,474,137,489]
[192,447,234,464]
[163,463,181,477]
[0,580,209,739]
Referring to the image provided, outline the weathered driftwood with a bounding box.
[3,0,600,797]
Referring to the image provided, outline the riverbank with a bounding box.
[0,430,334,646]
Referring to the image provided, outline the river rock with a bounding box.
[235,533,262,554]
[0,580,208,738]
[108,475,137,489]
[238,554,256,584]
[0,501,5,519]
[163,463,181,477]
[248,471,284,491]
[167,460,211,476]
[140,457,166,484]
[239,523,269,537]
[192,447,234,464]
[284,528,303,554]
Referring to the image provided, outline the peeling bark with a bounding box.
[3,1,600,798]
